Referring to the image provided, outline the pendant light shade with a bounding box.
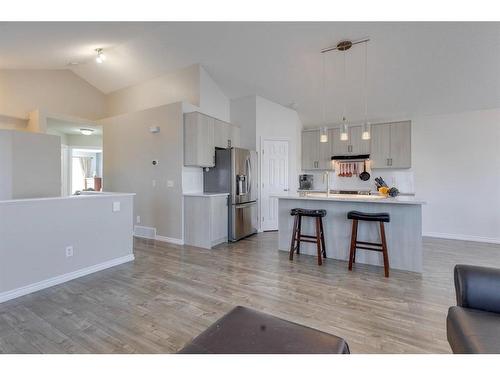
[320,127,328,143]
[340,117,349,141]
[362,122,371,140]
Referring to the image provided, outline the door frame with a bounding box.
[259,136,290,232]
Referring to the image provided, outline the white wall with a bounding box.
[199,66,230,122]
[0,70,106,122]
[230,95,257,150]
[230,95,303,230]
[0,130,61,200]
[256,96,302,195]
[101,102,185,242]
[105,65,200,117]
[413,108,500,243]
[0,194,134,302]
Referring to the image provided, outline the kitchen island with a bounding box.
[274,193,425,273]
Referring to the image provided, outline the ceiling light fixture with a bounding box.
[320,53,328,143]
[362,41,371,140]
[95,48,106,64]
[340,48,349,141]
[80,128,94,136]
[321,38,371,142]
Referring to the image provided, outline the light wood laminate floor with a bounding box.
[1,232,500,353]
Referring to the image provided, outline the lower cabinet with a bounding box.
[184,194,228,249]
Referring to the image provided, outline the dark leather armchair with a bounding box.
[447,264,500,353]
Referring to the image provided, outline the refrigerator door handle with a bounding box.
[234,201,256,208]
[246,157,252,195]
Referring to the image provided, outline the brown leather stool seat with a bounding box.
[291,208,327,217]
[178,306,350,354]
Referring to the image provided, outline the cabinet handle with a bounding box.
[390,158,393,166]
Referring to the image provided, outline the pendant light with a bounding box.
[319,53,328,143]
[361,41,371,140]
[340,49,349,141]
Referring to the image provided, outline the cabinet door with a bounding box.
[331,128,349,156]
[230,125,241,148]
[390,121,411,168]
[214,119,231,149]
[370,123,391,168]
[349,125,370,155]
[184,112,215,167]
[301,130,320,170]
[318,130,333,170]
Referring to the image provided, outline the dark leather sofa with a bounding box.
[447,264,500,353]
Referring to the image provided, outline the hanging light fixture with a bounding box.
[361,41,371,140]
[95,48,106,64]
[340,117,349,141]
[320,38,371,143]
[320,127,328,142]
[319,53,328,143]
[340,48,349,141]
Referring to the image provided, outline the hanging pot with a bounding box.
[359,160,370,181]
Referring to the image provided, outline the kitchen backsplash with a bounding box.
[302,169,415,194]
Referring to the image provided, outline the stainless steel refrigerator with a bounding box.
[203,147,258,242]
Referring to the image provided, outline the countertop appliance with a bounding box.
[299,174,314,190]
[330,190,372,195]
[203,148,258,242]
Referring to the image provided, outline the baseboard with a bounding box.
[423,232,500,244]
[155,235,184,245]
[0,254,135,304]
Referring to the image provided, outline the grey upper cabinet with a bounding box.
[331,126,370,156]
[331,128,349,156]
[184,112,215,168]
[302,130,320,170]
[370,123,391,168]
[370,121,411,169]
[214,119,231,148]
[389,121,411,168]
[214,119,240,149]
[349,125,371,155]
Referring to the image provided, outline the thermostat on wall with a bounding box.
[149,126,160,133]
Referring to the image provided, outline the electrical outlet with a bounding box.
[65,246,74,258]
[152,179,157,188]
[136,215,141,224]
[167,180,174,188]
[112,201,121,212]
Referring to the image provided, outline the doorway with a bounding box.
[261,138,289,231]
[71,148,103,194]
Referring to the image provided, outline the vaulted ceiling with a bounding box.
[1,22,499,126]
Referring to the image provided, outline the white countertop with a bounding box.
[183,192,230,197]
[0,192,136,205]
[272,193,425,205]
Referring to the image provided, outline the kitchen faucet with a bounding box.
[323,171,330,197]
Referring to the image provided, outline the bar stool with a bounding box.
[289,208,327,265]
[347,210,391,277]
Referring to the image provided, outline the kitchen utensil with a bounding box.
[348,163,352,177]
[359,160,370,181]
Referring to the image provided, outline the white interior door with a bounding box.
[261,139,289,231]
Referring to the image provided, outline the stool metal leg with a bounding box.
[380,222,390,277]
[319,217,326,258]
[348,219,358,271]
[315,217,323,266]
[289,215,298,261]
